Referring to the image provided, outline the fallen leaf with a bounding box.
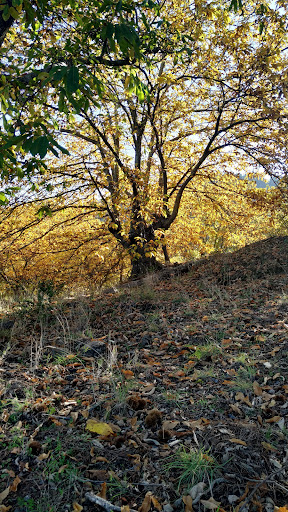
[72,502,83,512]
[139,492,152,512]
[99,482,107,499]
[230,404,242,415]
[151,496,162,511]
[200,498,221,510]
[253,381,262,396]
[70,412,79,423]
[0,487,10,505]
[261,442,277,452]
[122,370,134,379]
[162,420,179,430]
[183,495,193,512]
[0,506,11,512]
[229,438,247,446]
[10,476,21,492]
[38,451,50,461]
[86,420,114,436]
[266,416,281,423]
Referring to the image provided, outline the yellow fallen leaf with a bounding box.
[0,505,11,512]
[85,420,114,436]
[58,465,68,474]
[261,442,277,452]
[38,451,50,461]
[183,495,193,512]
[72,502,83,512]
[229,438,247,446]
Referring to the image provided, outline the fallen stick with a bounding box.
[85,492,138,512]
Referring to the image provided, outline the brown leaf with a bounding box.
[10,476,21,492]
[58,465,68,474]
[183,495,193,512]
[162,420,179,430]
[151,496,162,511]
[139,492,152,512]
[266,416,281,423]
[230,404,242,415]
[253,381,262,396]
[38,451,50,461]
[98,482,107,500]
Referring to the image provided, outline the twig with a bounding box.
[85,492,138,512]
[239,468,287,512]
[78,477,162,486]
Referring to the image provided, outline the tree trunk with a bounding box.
[130,252,163,278]
[128,224,163,278]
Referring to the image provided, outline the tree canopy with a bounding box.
[0,0,288,279]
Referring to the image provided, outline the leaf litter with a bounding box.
[0,237,288,511]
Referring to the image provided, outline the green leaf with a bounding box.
[37,205,52,219]
[0,191,7,204]
[66,66,79,93]
[2,5,10,20]
[9,6,20,18]
[30,136,49,159]
[229,0,238,12]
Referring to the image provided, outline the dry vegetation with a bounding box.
[0,236,288,512]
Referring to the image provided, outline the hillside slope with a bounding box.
[0,236,287,512]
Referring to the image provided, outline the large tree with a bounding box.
[18,0,285,277]
[1,0,288,278]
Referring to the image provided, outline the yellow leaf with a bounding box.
[72,502,83,512]
[229,438,247,446]
[183,495,193,512]
[261,442,277,452]
[85,420,114,436]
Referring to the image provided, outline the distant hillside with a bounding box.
[240,174,278,189]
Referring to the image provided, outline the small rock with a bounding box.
[92,439,104,450]
[163,504,174,512]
